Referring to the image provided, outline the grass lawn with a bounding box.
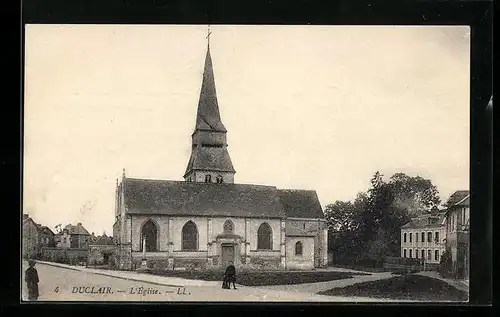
[147,270,368,286]
[318,274,468,302]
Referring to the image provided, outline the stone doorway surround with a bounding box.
[214,232,243,267]
[221,244,235,266]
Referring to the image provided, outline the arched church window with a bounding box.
[295,241,303,256]
[205,175,211,183]
[223,220,234,233]
[257,222,272,250]
[141,219,158,252]
[182,221,198,251]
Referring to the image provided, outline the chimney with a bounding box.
[23,214,29,220]
[77,222,82,226]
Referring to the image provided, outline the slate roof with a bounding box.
[92,234,116,246]
[22,217,37,228]
[124,178,285,218]
[285,226,316,237]
[183,46,237,177]
[455,195,470,207]
[446,190,470,207]
[195,47,226,133]
[277,189,324,219]
[22,215,54,235]
[122,178,324,220]
[401,212,446,229]
[64,223,91,235]
[38,226,55,235]
[184,145,236,176]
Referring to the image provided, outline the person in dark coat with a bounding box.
[25,260,39,301]
[223,261,237,290]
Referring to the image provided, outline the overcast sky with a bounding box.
[23,25,470,235]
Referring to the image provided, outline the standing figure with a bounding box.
[25,260,39,301]
[224,261,237,290]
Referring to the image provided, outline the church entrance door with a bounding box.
[221,245,235,266]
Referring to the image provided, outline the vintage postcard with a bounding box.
[22,24,471,302]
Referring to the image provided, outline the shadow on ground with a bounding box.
[318,274,468,302]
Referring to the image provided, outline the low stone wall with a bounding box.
[117,251,284,271]
[41,247,88,265]
[424,263,439,271]
[286,260,314,270]
[249,256,281,269]
[132,257,171,270]
[173,258,208,270]
[88,245,116,266]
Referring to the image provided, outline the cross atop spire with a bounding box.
[206,24,212,48]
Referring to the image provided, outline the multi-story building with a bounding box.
[55,223,92,248]
[22,214,56,258]
[38,225,55,247]
[400,208,447,269]
[23,214,40,259]
[444,190,470,280]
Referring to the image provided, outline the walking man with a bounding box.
[25,259,39,301]
[224,261,237,290]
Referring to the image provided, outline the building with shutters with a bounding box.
[400,208,447,269]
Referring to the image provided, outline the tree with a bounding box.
[438,248,453,278]
[324,201,355,232]
[324,171,441,267]
[325,193,368,262]
[388,173,441,216]
[361,171,439,260]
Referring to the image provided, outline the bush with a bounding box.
[438,248,452,278]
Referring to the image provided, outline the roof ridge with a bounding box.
[453,194,470,206]
[125,178,279,189]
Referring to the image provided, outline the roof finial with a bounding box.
[206,24,212,48]
[122,168,126,179]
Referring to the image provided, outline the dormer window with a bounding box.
[205,175,211,183]
[216,175,223,184]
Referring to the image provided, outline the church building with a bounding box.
[113,35,328,271]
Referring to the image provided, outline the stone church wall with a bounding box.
[115,243,132,270]
[131,215,169,252]
[171,216,209,251]
[249,254,281,269]
[119,215,320,270]
[286,218,328,268]
[285,236,315,270]
[246,218,281,251]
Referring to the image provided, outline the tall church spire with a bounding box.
[194,33,226,133]
[184,28,236,183]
